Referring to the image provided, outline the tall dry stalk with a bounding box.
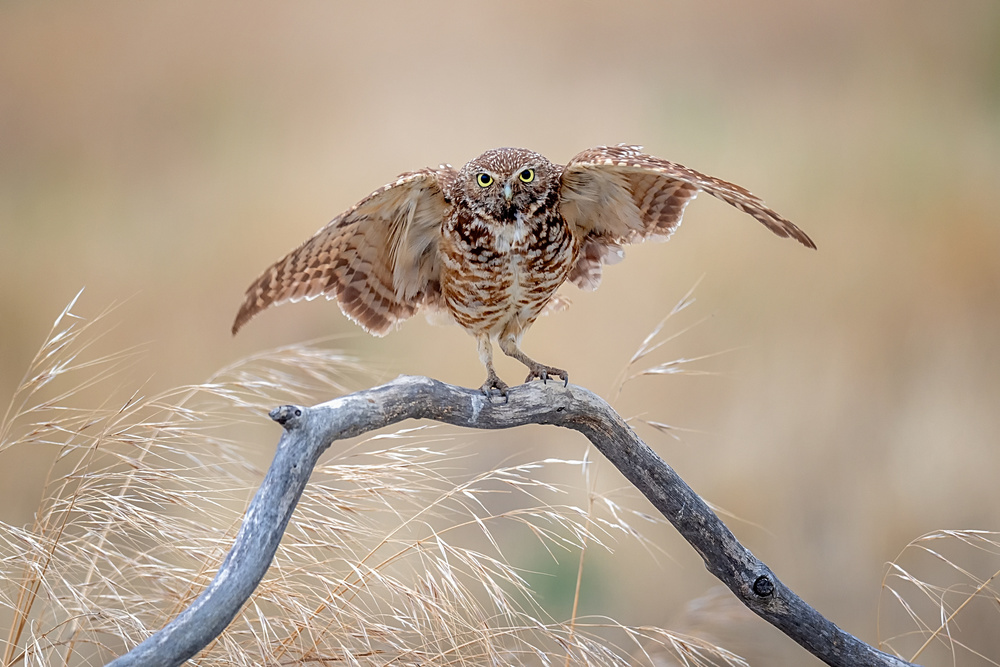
[879,530,1000,666]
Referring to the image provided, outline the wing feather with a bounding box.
[559,144,814,289]
[232,167,456,336]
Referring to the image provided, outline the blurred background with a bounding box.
[1,1,998,664]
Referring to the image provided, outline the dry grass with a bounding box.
[879,530,1000,666]
[0,295,750,666]
[5,291,997,665]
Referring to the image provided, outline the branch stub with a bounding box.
[269,405,303,428]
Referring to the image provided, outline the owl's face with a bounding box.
[455,148,561,224]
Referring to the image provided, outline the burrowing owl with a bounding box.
[233,144,814,396]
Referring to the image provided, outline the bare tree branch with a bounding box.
[107,376,917,667]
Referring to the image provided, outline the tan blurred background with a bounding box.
[2,1,999,664]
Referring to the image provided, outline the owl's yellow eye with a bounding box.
[518,168,535,183]
[476,173,493,187]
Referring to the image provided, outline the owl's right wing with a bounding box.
[232,166,457,336]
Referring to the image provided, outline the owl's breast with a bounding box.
[440,207,577,336]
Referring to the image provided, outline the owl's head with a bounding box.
[454,147,561,223]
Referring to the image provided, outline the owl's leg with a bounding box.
[477,335,509,399]
[498,334,569,387]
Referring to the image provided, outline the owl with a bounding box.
[232,145,814,396]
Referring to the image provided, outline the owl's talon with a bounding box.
[480,373,510,402]
[524,364,569,387]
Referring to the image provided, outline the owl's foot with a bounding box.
[494,335,568,389]
[480,371,510,401]
[524,364,569,387]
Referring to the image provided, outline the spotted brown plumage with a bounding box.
[233,145,815,396]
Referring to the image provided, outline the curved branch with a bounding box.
[108,376,917,667]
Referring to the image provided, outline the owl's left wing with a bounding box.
[559,144,815,290]
[232,166,457,336]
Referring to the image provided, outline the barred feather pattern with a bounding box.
[562,144,815,246]
[231,167,455,337]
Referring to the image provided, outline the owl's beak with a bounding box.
[503,182,513,201]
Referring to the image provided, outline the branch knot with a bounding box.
[753,574,775,598]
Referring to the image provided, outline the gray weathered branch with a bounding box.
[108,376,917,667]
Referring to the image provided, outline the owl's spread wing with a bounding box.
[559,144,815,290]
[232,167,457,336]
